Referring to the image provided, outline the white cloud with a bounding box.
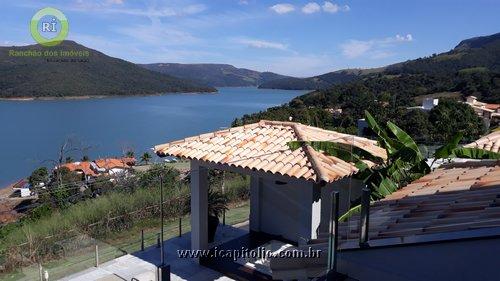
[105,0,124,4]
[340,34,414,59]
[234,38,288,50]
[395,34,413,42]
[270,3,295,14]
[0,40,30,46]
[235,53,335,77]
[322,1,350,13]
[70,1,206,17]
[341,40,373,58]
[302,2,321,14]
[182,4,207,15]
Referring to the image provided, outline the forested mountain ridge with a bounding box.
[0,41,215,98]
[258,67,385,90]
[234,32,500,143]
[140,63,291,87]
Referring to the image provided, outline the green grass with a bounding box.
[0,203,249,281]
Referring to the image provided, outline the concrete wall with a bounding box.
[338,238,500,281]
[251,176,321,242]
[250,175,366,241]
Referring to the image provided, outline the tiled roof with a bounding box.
[154,120,387,183]
[59,161,98,177]
[465,130,500,153]
[94,158,135,170]
[485,103,500,111]
[338,161,500,243]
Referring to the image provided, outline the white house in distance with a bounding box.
[465,95,500,128]
[154,120,386,260]
[407,97,439,111]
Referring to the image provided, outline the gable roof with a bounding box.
[94,158,135,170]
[59,161,98,177]
[339,161,500,246]
[465,130,500,153]
[154,120,386,183]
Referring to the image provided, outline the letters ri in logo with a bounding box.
[30,7,69,47]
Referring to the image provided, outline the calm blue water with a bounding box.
[0,87,307,188]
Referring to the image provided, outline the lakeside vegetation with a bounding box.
[0,163,250,274]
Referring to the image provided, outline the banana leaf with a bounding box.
[453,147,500,159]
[364,111,398,155]
[386,121,423,161]
[288,141,384,164]
[434,132,463,159]
[339,204,362,222]
[374,177,398,197]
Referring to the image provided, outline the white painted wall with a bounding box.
[256,177,320,242]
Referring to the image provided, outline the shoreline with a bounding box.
[0,90,219,101]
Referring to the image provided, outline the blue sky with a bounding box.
[2,0,499,77]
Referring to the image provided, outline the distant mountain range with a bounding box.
[385,32,500,75]
[258,68,385,90]
[260,32,500,90]
[2,32,499,98]
[140,63,291,87]
[234,32,500,144]
[0,41,215,99]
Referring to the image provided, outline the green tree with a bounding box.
[140,152,152,164]
[429,99,486,142]
[137,164,180,189]
[125,150,135,158]
[28,167,49,188]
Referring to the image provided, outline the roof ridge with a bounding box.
[259,119,302,127]
[291,123,331,183]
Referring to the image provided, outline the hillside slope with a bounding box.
[387,32,500,75]
[234,32,500,143]
[140,63,290,87]
[259,68,385,90]
[0,41,215,98]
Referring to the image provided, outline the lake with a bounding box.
[0,87,307,188]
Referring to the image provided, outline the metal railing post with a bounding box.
[156,233,161,248]
[327,191,339,272]
[38,263,43,281]
[178,217,182,237]
[141,229,145,251]
[160,175,165,266]
[359,187,371,247]
[179,183,183,237]
[95,244,99,267]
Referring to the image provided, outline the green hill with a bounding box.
[386,32,500,75]
[140,63,291,87]
[259,68,385,90]
[234,32,500,143]
[0,41,215,98]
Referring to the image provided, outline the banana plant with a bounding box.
[288,110,500,217]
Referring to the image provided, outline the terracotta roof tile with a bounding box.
[58,161,98,177]
[154,120,386,183]
[465,130,500,153]
[94,158,135,170]
[338,161,500,242]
